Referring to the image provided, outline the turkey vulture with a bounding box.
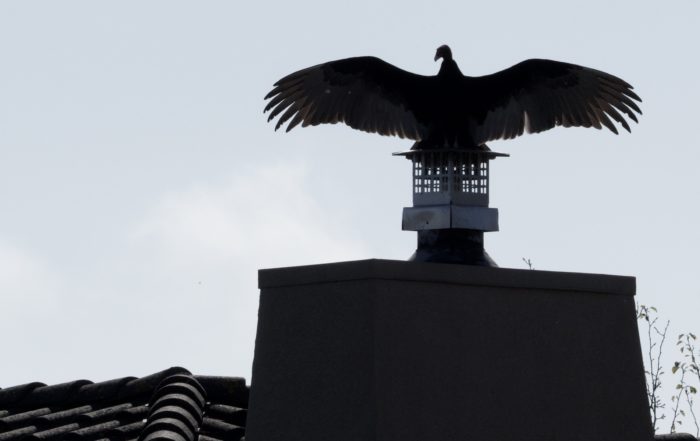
[264,45,641,149]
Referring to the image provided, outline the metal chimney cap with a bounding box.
[392,149,510,159]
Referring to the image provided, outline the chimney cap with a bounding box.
[392,149,509,159]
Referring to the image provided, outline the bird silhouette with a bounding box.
[265,45,641,150]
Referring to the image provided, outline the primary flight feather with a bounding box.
[264,45,641,149]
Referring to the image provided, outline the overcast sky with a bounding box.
[1,0,698,415]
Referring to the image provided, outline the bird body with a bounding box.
[264,45,641,149]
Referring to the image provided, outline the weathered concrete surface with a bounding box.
[247,259,652,441]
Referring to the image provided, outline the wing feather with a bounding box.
[264,56,431,141]
[469,59,642,145]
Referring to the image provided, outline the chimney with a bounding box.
[246,260,653,441]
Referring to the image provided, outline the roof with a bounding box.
[0,367,247,441]
[2,367,697,441]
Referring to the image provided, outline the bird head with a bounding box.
[434,45,452,62]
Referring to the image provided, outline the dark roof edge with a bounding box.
[0,383,46,408]
[258,259,636,296]
[655,434,699,441]
[0,367,191,410]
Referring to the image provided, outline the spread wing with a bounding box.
[264,56,431,140]
[468,59,642,145]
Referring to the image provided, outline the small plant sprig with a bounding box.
[637,304,670,432]
[672,333,699,436]
[522,257,534,270]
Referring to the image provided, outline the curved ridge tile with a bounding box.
[148,406,198,435]
[140,418,194,440]
[150,384,205,410]
[138,375,206,441]
[76,377,136,403]
[0,383,46,408]
[152,376,206,403]
[150,394,202,423]
[120,368,191,400]
[20,381,93,408]
[141,430,188,441]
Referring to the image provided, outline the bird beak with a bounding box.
[434,52,440,62]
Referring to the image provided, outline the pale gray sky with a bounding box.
[1,0,698,417]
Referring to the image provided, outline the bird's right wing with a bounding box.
[264,57,431,140]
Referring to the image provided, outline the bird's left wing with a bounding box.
[467,59,642,145]
[264,56,431,140]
